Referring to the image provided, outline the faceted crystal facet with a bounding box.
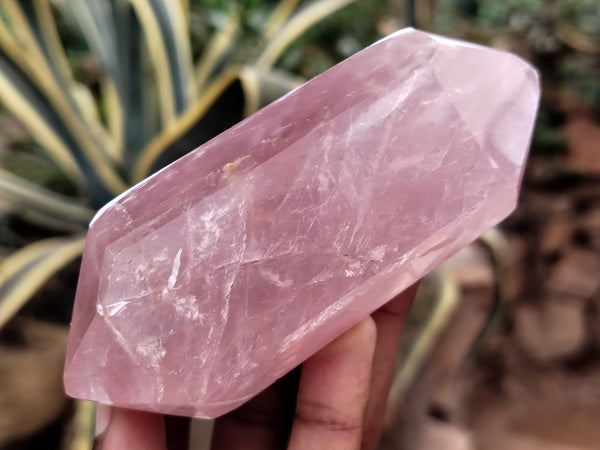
[64,29,540,418]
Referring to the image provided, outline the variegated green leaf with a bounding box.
[111,0,151,163]
[63,0,124,97]
[20,1,74,85]
[26,1,121,163]
[240,66,303,116]
[128,0,195,126]
[255,0,358,69]
[133,67,242,181]
[58,0,157,163]
[0,235,86,329]
[0,43,123,206]
[0,169,94,232]
[390,269,460,403]
[0,7,127,205]
[133,65,303,181]
[195,5,240,92]
[0,49,83,185]
[146,0,196,103]
[2,0,121,163]
[262,0,302,39]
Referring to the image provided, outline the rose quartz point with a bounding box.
[64,28,540,418]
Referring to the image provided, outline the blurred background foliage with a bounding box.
[0,0,363,332]
[0,0,599,449]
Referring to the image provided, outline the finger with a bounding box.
[210,368,300,450]
[288,317,377,450]
[101,407,166,450]
[95,403,111,442]
[361,283,419,449]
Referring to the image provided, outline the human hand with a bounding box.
[95,284,418,450]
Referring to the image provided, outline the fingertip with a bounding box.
[323,316,377,357]
[101,408,166,450]
[95,404,111,438]
[357,315,378,347]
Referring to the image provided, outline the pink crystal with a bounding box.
[64,29,539,418]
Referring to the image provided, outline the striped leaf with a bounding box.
[133,67,242,181]
[128,0,196,125]
[61,0,126,159]
[0,235,86,329]
[390,269,460,403]
[262,0,302,39]
[2,1,122,167]
[133,65,303,181]
[239,66,303,116]
[0,7,127,205]
[0,169,94,232]
[195,5,240,92]
[63,0,124,98]
[255,0,358,69]
[0,49,83,185]
[19,1,74,86]
[62,0,151,163]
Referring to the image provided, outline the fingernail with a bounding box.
[95,404,111,438]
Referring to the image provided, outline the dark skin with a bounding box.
[96,284,418,450]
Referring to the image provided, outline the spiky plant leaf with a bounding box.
[0,235,85,329]
[0,7,126,205]
[0,0,357,331]
[0,169,94,232]
[61,0,126,158]
[133,67,243,180]
[262,0,303,39]
[255,0,358,69]
[195,5,240,91]
[2,1,122,167]
[17,1,73,86]
[127,0,195,125]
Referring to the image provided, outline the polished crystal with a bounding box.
[64,29,540,418]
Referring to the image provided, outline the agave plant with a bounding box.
[0,0,359,329]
